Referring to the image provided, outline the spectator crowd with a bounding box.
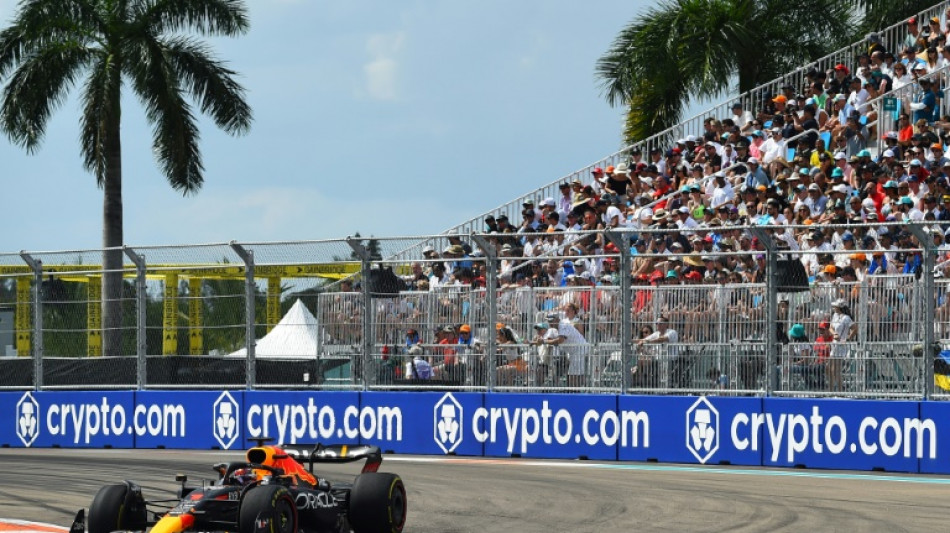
[397,15,950,296]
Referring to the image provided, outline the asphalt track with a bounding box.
[0,448,948,533]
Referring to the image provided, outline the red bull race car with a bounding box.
[71,440,406,533]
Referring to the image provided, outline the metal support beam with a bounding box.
[19,253,43,391]
[123,247,148,390]
[604,230,632,394]
[907,223,936,399]
[470,232,498,391]
[748,228,777,396]
[230,242,256,390]
[346,237,373,390]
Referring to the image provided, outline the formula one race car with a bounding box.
[72,440,406,533]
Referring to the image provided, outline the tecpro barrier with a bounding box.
[3,391,950,474]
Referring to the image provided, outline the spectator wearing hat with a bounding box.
[494,325,524,387]
[540,313,588,388]
[828,298,856,392]
[936,194,950,223]
[910,76,936,124]
[405,345,432,380]
[801,230,832,276]
[528,320,559,386]
[827,63,853,97]
[905,17,922,51]
[708,172,735,209]
[803,182,829,217]
[930,143,950,170]
[601,163,631,202]
[760,127,787,166]
[744,157,770,189]
[557,182,573,217]
[788,323,823,391]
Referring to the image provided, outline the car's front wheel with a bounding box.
[348,473,407,533]
[87,484,146,533]
[238,485,297,533]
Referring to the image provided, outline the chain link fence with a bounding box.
[0,225,946,398]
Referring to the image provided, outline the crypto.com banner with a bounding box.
[0,392,945,474]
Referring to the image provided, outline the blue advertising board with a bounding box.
[0,389,945,475]
[761,398,923,472]
[359,392,483,456]
[2,391,135,448]
[914,402,946,475]
[134,390,242,449]
[480,393,618,460]
[241,391,360,449]
[0,392,29,447]
[617,395,763,466]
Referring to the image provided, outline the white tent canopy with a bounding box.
[230,299,320,359]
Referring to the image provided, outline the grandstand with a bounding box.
[6,3,950,401]
[388,1,950,251]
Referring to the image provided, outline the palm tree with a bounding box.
[597,0,851,144]
[0,0,252,356]
[854,0,939,36]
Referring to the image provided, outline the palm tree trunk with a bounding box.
[102,101,123,357]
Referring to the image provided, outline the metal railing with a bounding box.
[0,225,948,399]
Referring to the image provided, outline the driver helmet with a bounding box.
[232,468,258,486]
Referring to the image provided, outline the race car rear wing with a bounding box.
[309,444,382,474]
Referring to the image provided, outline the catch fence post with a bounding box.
[748,228,777,396]
[19,253,42,391]
[230,242,256,390]
[471,233,497,391]
[346,237,373,391]
[907,223,935,400]
[604,230,632,394]
[123,247,147,389]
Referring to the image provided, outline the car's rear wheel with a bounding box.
[348,473,407,533]
[239,485,297,533]
[87,484,146,533]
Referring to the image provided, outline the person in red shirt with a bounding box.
[897,113,914,147]
[815,321,834,390]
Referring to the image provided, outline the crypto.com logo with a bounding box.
[686,396,719,464]
[16,392,40,447]
[213,392,240,449]
[433,393,462,454]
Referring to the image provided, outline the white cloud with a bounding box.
[363,32,405,101]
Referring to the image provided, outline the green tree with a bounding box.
[854,0,938,36]
[597,0,852,144]
[0,0,252,356]
[333,232,383,262]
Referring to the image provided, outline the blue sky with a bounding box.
[0,1,656,252]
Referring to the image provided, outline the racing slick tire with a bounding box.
[88,484,147,533]
[239,485,298,533]
[348,473,407,533]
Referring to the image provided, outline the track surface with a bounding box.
[0,448,948,532]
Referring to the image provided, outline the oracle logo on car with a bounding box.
[16,392,40,447]
[434,393,463,454]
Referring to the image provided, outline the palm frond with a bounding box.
[163,36,251,135]
[131,0,249,37]
[0,42,90,151]
[0,0,102,79]
[79,51,115,183]
[126,37,203,193]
